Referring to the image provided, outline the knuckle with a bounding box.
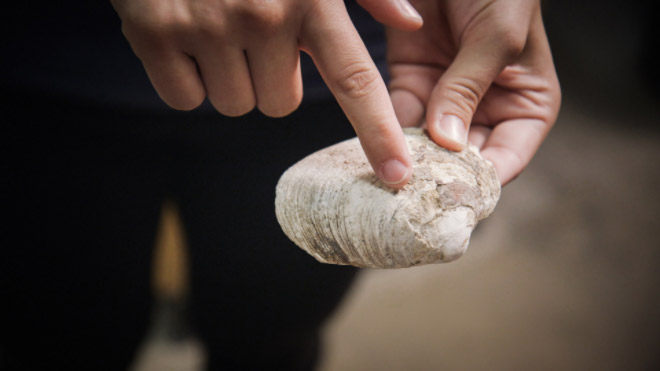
[189,2,227,39]
[530,76,562,125]
[499,31,526,58]
[233,0,286,30]
[443,77,484,114]
[336,62,380,99]
[194,12,226,38]
[121,16,159,39]
[551,79,562,116]
[121,23,167,53]
[197,20,227,41]
[537,91,561,126]
[490,24,527,59]
[121,12,191,44]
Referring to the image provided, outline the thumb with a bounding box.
[426,34,525,151]
[357,0,423,31]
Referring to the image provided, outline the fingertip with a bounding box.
[480,147,522,187]
[467,124,491,149]
[209,100,255,117]
[427,113,467,152]
[397,0,424,31]
[390,89,424,128]
[258,101,300,118]
[358,124,413,189]
[358,0,423,31]
[379,158,413,188]
[160,90,205,111]
[256,89,303,118]
[143,53,207,112]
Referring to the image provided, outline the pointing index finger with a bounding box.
[301,1,412,188]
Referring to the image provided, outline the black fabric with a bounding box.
[1,1,380,368]
[2,91,358,370]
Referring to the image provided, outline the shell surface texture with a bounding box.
[275,128,500,269]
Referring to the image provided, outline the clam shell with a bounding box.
[275,128,500,269]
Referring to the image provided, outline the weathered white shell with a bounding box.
[275,128,500,269]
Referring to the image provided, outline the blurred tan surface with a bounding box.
[135,100,660,370]
[318,102,660,370]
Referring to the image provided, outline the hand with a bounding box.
[111,0,424,188]
[360,0,561,185]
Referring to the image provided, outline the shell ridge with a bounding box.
[274,129,500,268]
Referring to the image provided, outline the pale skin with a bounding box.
[111,0,560,188]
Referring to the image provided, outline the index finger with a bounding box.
[301,1,412,188]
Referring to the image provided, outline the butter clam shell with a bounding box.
[275,128,500,269]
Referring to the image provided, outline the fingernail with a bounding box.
[380,159,410,185]
[398,0,422,21]
[435,115,467,146]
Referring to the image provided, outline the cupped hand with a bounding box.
[360,0,561,185]
[111,0,425,188]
